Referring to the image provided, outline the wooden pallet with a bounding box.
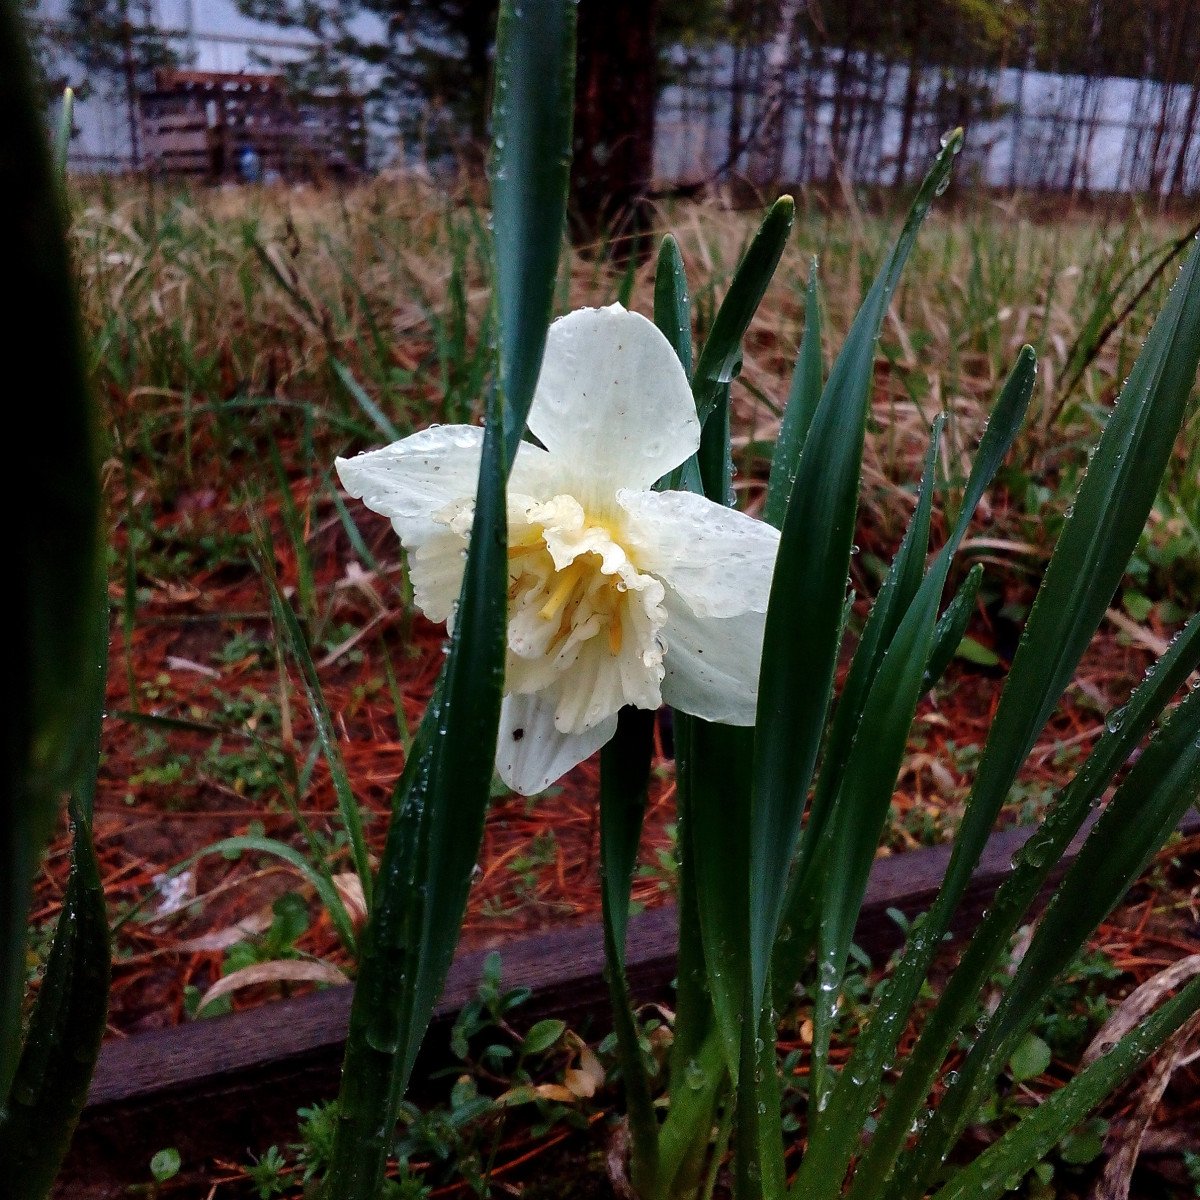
[139,68,365,181]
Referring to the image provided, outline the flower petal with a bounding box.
[618,489,780,618]
[527,305,699,497]
[335,425,554,547]
[660,593,763,725]
[496,692,617,795]
[408,526,468,623]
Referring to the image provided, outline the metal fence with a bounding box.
[656,41,1200,197]
[43,13,1200,196]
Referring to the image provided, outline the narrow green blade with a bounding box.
[599,709,660,1197]
[324,4,573,1193]
[3,0,102,1100]
[258,551,373,910]
[928,976,1200,1200]
[698,385,733,504]
[0,803,110,1200]
[331,357,401,442]
[325,390,508,1200]
[734,990,787,1200]
[653,234,693,379]
[681,718,754,1080]
[661,200,793,494]
[750,133,963,1018]
[847,611,1200,1200]
[55,87,74,182]
[691,197,795,427]
[764,260,823,530]
[802,232,1200,1199]
[167,834,357,956]
[897,682,1200,1199]
[493,0,576,466]
[932,235,1200,925]
[921,563,985,694]
[1,573,110,1198]
[790,421,944,914]
[797,352,1033,1100]
[660,716,728,1199]
[804,424,945,1101]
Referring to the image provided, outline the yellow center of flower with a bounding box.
[501,494,667,734]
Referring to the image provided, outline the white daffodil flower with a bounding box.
[336,303,780,795]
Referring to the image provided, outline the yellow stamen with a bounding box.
[539,560,585,621]
[507,541,544,560]
[607,612,623,655]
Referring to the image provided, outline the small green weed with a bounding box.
[243,953,596,1197]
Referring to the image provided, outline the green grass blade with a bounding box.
[698,386,733,504]
[55,87,74,183]
[600,709,660,1197]
[764,260,823,530]
[751,132,964,1014]
[325,5,571,1192]
[796,421,942,889]
[928,976,1200,1200]
[769,425,940,1012]
[331,358,402,442]
[266,447,319,625]
[0,572,110,1197]
[847,609,1200,1200]
[938,239,1200,912]
[258,546,373,912]
[324,717,435,1200]
[328,483,388,583]
[666,264,767,1190]
[921,563,985,693]
[897,681,1200,1199]
[660,716,728,1199]
[3,0,102,1100]
[246,231,324,331]
[659,1026,727,1197]
[492,0,576,466]
[734,994,787,1200]
[0,801,110,1200]
[681,718,754,1079]
[792,350,1036,1198]
[803,235,1200,1191]
[325,393,508,1200]
[653,233,702,495]
[824,356,1031,1107]
[166,835,358,954]
[801,422,944,1102]
[653,234,693,379]
[691,197,794,427]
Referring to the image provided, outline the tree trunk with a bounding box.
[571,0,658,245]
[462,0,494,144]
[892,15,926,189]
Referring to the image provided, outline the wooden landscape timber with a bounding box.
[57,807,1200,1198]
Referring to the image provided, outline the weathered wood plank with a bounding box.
[57,811,1200,1198]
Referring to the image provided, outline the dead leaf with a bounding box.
[196,959,349,1011]
[165,655,220,678]
[1083,956,1200,1065]
[564,1032,605,1099]
[176,909,274,953]
[1089,1013,1200,1200]
[1105,608,1172,659]
[333,872,368,933]
[1084,957,1200,1200]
